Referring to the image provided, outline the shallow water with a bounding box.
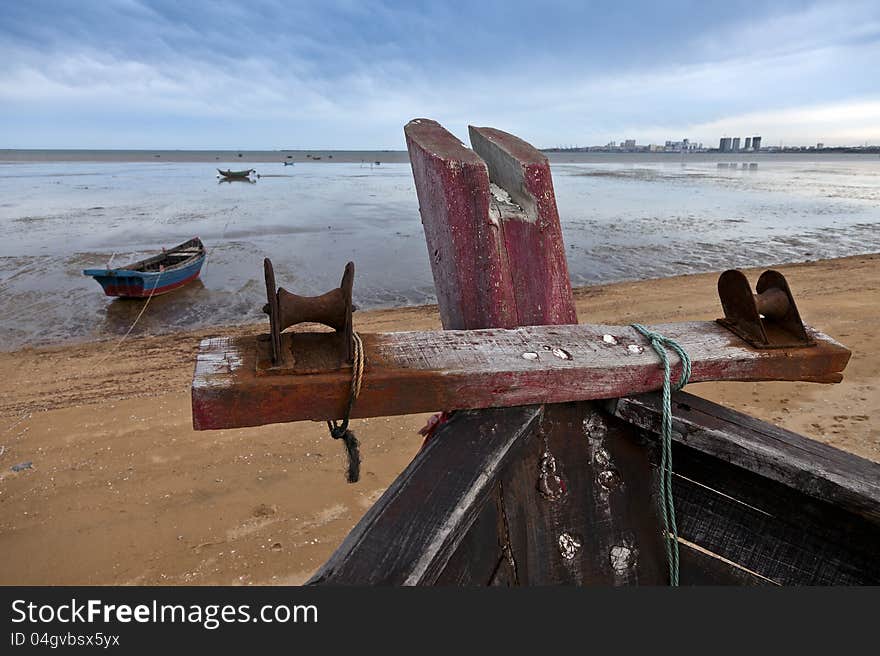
[0,155,878,349]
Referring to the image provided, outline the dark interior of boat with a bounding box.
[125,238,204,272]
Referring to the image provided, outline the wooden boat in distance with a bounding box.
[83,238,206,298]
[218,168,255,179]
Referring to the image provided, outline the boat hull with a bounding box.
[88,262,204,298]
[218,168,254,179]
[83,239,206,298]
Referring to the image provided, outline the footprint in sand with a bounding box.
[252,503,277,518]
[225,504,279,541]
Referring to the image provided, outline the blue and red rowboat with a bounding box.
[83,238,206,298]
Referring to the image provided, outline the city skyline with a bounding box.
[544,135,878,152]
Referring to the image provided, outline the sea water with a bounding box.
[0,153,878,349]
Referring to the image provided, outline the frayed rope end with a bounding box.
[328,424,360,484]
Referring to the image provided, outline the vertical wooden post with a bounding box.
[405,119,665,584]
[468,125,577,327]
[405,118,576,329]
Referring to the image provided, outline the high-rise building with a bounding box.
[732,137,741,152]
[624,139,636,149]
[752,136,762,151]
[719,137,732,152]
[744,137,752,151]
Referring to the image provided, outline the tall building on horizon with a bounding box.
[752,136,762,151]
[719,137,732,152]
[744,137,752,151]
[732,137,741,152]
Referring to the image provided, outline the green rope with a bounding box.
[630,323,692,586]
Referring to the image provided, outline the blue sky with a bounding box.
[1,0,878,148]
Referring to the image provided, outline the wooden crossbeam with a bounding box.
[191,322,849,430]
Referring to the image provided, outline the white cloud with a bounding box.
[683,99,880,145]
[0,1,878,147]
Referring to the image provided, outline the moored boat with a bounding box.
[83,237,206,298]
[217,168,255,179]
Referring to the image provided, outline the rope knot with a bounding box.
[631,324,692,391]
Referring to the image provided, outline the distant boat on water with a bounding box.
[217,168,255,179]
[83,238,206,298]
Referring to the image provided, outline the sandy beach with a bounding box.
[0,254,877,585]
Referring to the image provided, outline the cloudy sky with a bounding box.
[1,0,878,149]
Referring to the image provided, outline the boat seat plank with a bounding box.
[671,443,880,584]
[612,391,880,523]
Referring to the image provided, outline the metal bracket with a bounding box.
[259,258,354,373]
[716,269,814,349]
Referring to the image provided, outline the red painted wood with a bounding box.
[468,126,577,327]
[404,119,576,329]
[190,323,850,429]
[404,119,510,330]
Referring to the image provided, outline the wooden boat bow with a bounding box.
[190,118,878,586]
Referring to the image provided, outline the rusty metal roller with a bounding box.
[263,258,354,366]
[716,269,813,349]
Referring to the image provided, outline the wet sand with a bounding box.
[0,254,877,585]
[4,157,879,350]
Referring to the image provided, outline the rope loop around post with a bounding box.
[630,323,692,586]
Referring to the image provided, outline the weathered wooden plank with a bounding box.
[404,119,576,330]
[192,323,850,429]
[432,487,506,586]
[500,402,668,584]
[671,442,880,585]
[468,126,577,327]
[404,118,512,330]
[306,405,542,585]
[613,391,880,523]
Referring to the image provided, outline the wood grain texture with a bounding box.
[468,126,577,326]
[671,442,880,585]
[676,540,770,586]
[613,391,880,523]
[306,405,542,585]
[404,118,515,330]
[192,323,850,429]
[432,488,506,585]
[404,119,576,329]
[500,402,668,584]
